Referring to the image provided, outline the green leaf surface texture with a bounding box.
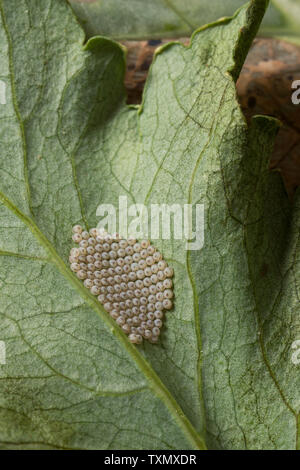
[0,0,299,450]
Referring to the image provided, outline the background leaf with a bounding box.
[69,0,300,45]
[0,0,299,450]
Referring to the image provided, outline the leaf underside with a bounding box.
[0,0,299,450]
[69,0,300,45]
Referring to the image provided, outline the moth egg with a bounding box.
[144,267,152,277]
[157,270,166,281]
[137,326,145,336]
[155,301,163,311]
[136,270,145,280]
[147,245,155,255]
[119,239,128,249]
[128,271,137,281]
[132,253,141,262]
[70,247,80,258]
[110,310,119,320]
[112,232,121,241]
[153,252,162,262]
[89,228,98,237]
[158,260,167,270]
[109,250,117,259]
[128,237,136,246]
[141,287,149,297]
[115,266,122,275]
[145,256,154,266]
[118,248,126,258]
[152,327,160,337]
[81,231,89,240]
[120,282,127,292]
[116,316,125,326]
[124,256,132,265]
[133,243,142,252]
[138,259,147,269]
[77,270,87,280]
[140,240,150,249]
[163,278,172,289]
[72,233,82,243]
[156,282,164,292]
[144,330,152,339]
[126,290,134,299]
[131,262,139,272]
[97,294,106,303]
[72,225,83,234]
[90,286,100,295]
[154,319,162,328]
[149,285,157,294]
[79,247,87,256]
[70,263,80,272]
[164,289,173,299]
[164,267,174,278]
[151,264,159,274]
[128,334,138,343]
[163,299,172,310]
[122,324,131,334]
[83,279,93,289]
[105,235,113,244]
[143,277,152,287]
[125,246,134,255]
[154,310,163,319]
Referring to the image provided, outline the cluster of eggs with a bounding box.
[69,225,174,344]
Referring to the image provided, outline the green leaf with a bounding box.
[69,0,300,45]
[0,0,298,450]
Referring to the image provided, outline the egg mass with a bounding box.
[70,226,174,344]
